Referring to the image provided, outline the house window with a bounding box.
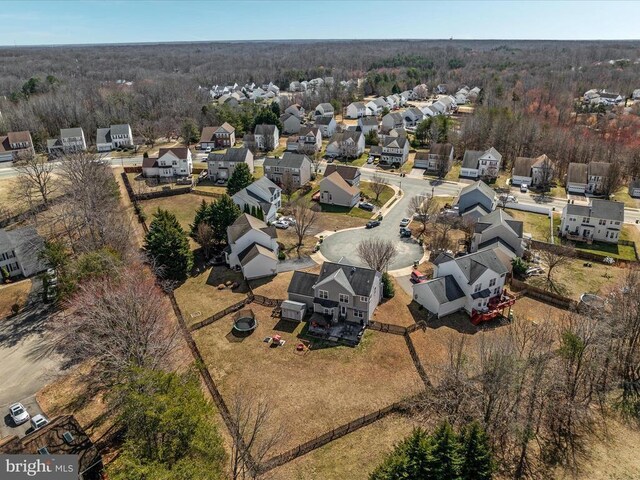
[489,278,496,287]
[318,290,328,299]
[354,310,364,318]
[323,308,333,316]
[599,219,606,226]
[359,296,368,302]
[339,293,349,303]
[494,287,501,295]
[582,217,589,223]
[473,283,482,293]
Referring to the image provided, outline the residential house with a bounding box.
[245,124,279,152]
[142,147,193,178]
[95,124,133,152]
[0,131,34,162]
[436,84,448,94]
[226,214,278,279]
[455,180,497,220]
[468,87,482,101]
[207,147,253,182]
[0,415,103,479]
[632,89,640,101]
[414,143,454,176]
[470,209,526,258]
[284,260,383,344]
[460,147,502,179]
[403,107,424,127]
[511,154,554,187]
[421,105,440,117]
[385,95,399,109]
[413,248,511,320]
[263,152,312,188]
[346,102,368,119]
[559,199,624,244]
[48,127,86,155]
[200,123,236,149]
[381,112,406,131]
[365,97,388,116]
[315,116,337,138]
[289,81,304,92]
[314,103,335,119]
[325,131,365,159]
[629,179,640,198]
[284,104,305,119]
[293,126,322,154]
[566,162,611,195]
[412,84,429,100]
[232,176,282,223]
[584,89,624,106]
[0,226,45,278]
[280,113,302,134]
[319,168,361,207]
[358,116,378,135]
[400,90,413,103]
[379,136,410,166]
[379,127,407,143]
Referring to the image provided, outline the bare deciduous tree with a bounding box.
[290,198,319,251]
[601,160,623,198]
[538,244,574,290]
[280,171,296,202]
[369,173,389,203]
[407,193,435,237]
[13,152,57,206]
[356,238,398,272]
[195,223,216,259]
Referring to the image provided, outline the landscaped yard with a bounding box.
[139,194,202,231]
[0,280,32,319]
[505,208,553,241]
[193,305,423,454]
[268,413,420,480]
[174,266,249,327]
[192,179,227,196]
[611,186,640,209]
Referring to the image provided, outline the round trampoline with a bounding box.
[233,309,258,333]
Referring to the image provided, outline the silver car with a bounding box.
[30,414,49,431]
[9,403,30,425]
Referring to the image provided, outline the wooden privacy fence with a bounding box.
[530,238,639,263]
[510,278,577,310]
[368,320,408,335]
[189,297,254,332]
[258,402,403,474]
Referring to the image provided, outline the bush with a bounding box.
[511,257,529,276]
[278,251,286,261]
[382,272,395,298]
[10,303,20,315]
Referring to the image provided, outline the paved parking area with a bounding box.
[0,395,44,438]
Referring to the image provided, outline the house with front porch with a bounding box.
[559,199,624,244]
[566,162,611,195]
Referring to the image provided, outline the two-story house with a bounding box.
[0,131,34,162]
[346,102,369,119]
[315,116,337,138]
[142,147,193,179]
[232,176,282,223]
[96,124,134,152]
[460,147,501,179]
[566,162,611,195]
[263,152,312,188]
[284,104,305,119]
[325,131,365,159]
[559,199,624,244]
[365,97,388,116]
[207,147,254,182]
[296,126,322,154]
[403,107,425,127]
[455,180,498,220]
[511,154,555,188]
[319,165,361,208]
[413,248,511,321]
[470,209,526,258]
[379,136,410,166]
[280,113,302,134]
[414,143,454,176]
[226,214,279,279]
[200,123,236,150]
[284,260,383,343]
[358,116,379,135]
[0,226,45,278]
[314,103,335,119]
[48,127,87,155]
[244,124,279,152]
[381,112,406,131]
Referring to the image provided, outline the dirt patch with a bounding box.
[193,305,423,454]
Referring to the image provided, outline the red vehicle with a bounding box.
[410,270,428,283]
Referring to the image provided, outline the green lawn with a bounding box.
[504,208,552,241]
[611,187,639,209]
[567,241,637,261]
[422,162,460,182]
[361,181,394,206]
[399,158,414,173]
[254,165,264,178]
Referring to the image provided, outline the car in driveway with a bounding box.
[366,220,381,229]
[399,227,411,238]
[30,414,49,431]
[205,147,212,153]
[273,220,289,229]
[9,403,30,426]
[399,218,411,228]
[410,270,429,283]
[520,183,528,193]
[526,266,545,277]
[359,202,374,211]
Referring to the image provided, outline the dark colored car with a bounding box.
[399,227,411,238]
[359,202,374,211]
[366,220,381,229]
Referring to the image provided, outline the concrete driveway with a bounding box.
[0,279,64,437]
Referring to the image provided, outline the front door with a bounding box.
[340,305,347,317]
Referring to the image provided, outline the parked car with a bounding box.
[499,194,517,203]
[9,403,30,425]
[366,220,381,229]
[280,216,296,225]
[359,202,374,211]
[399,227,411,238]
[30,414,49,431]
[603,256,615,265]
[399,218,411,228]
[367,156,374,164]
[520,183,528,193]
[410,270,428,283]
[205,147,212,153]
[526,266,545,276]
[216,179,225,185]
[273,220,289,229]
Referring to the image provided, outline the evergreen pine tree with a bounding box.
[256,207,264,221]
[145,209,193,281]
[190,199,211,238]
[430,422,463,480]
[243,204,251,214]
[369,428,433,480]
[460,422,493,480]
[227,163,254,196]
[209,195,242,244]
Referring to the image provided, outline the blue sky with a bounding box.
[1,0,639,46]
